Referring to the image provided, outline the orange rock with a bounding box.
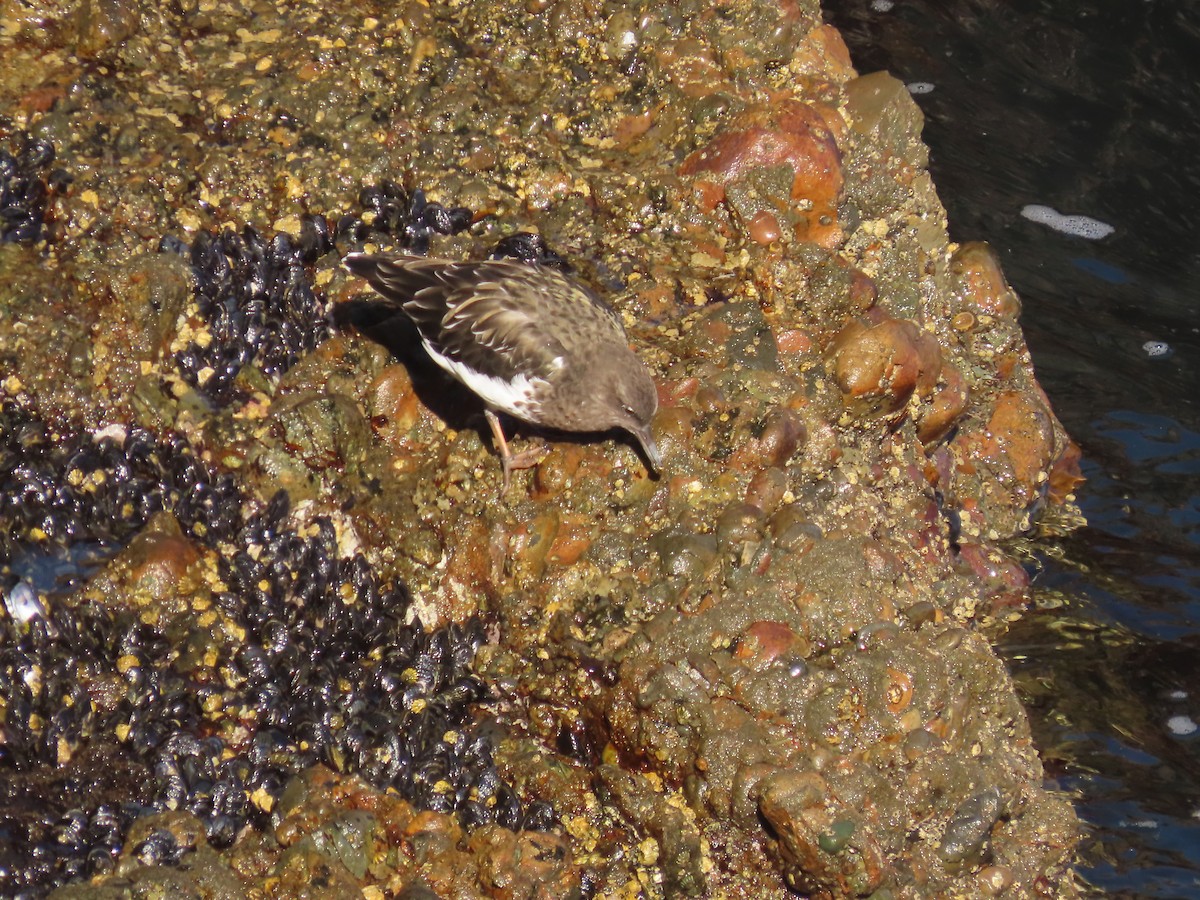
[885,666,915,714]
[745,467,788,515]
[403,809,463,842]
[664,377,702,405]
[369,364,421,451]
[734,620,804,667]
[727,407,806,472]
[632,279,678,317]
[916,362,970,444]
[532,444,584,498]
[776,328,815,357]
[848,267,879,313]
[692,178,726,211]
[984,391,1055,495]
[653,405,695,467]
[1047,438,1085,502]
[507,510,561,585]
[747,209,782,245]
[950,242,1022,319]
[125,529,202,599]
[790,24,855,82]
[612,106,659,149]
[21,82,69,114]
[546,515,594,566]
[472,827,572,897]
[828,314,942,414]
[957,542,1031,608]
[680,98,843,248]
[657,39,725,99]
[441,516,495,613]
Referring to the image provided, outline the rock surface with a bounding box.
[0,0,1082,896]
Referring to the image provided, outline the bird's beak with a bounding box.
[631,423,662,474]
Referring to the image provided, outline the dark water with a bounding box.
[823,1,1200,895]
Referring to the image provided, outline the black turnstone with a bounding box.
[344,251,662,486]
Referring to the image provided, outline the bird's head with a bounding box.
[605,368,661,473]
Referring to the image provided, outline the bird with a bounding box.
[344,250,662,488]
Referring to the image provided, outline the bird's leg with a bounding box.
[485,410,547,490]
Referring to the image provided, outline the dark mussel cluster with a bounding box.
[0,405,242,566]
[165,183,472,407]
[0,403,550,898]
[342,181,474,256]
[0,129,70,245]
[490,231,573,272]
[165,219,337,407]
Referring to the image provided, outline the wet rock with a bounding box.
[916,360,970,444]
[82,510,207,623]
[756,769,890,896]
[976,390,1055,502]
[950,241,1022,319]
[687,301,781,372]
[828,311,942,416]
[733,620,805,669]
[715,502,765,552]
[0,0,1084,895]
[734,406,806,473]
[89,254,193,408]
[956,542,1032,610]
[769,505,821,552]
[74,0,146,56]
[368,364,424,453]
[803,255,879,344]
[743,466,788,516]
[939,786,1004,869]
[844,70,929,169]
[654,528,719,582]
[598,765,706,896]
[253,391,373,500]
[789,23,856,85]
[681,98,845,248]
[1047,436,1085,502]
[471,826,575,899]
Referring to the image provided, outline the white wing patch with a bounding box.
[426,339,564,419]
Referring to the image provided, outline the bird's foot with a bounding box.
[499,444,549,491]
[486,409,549,491]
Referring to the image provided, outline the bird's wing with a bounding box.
[431,265,569,384]
[347,254,571,384]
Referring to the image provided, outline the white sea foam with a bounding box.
[1167,715,1198,736]
[1020,204,1115,239]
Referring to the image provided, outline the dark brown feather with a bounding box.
[344,254,625,386]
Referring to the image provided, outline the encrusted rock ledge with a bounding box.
[1,0,1082,896]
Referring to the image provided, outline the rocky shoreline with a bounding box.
[1,0,1082,896]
